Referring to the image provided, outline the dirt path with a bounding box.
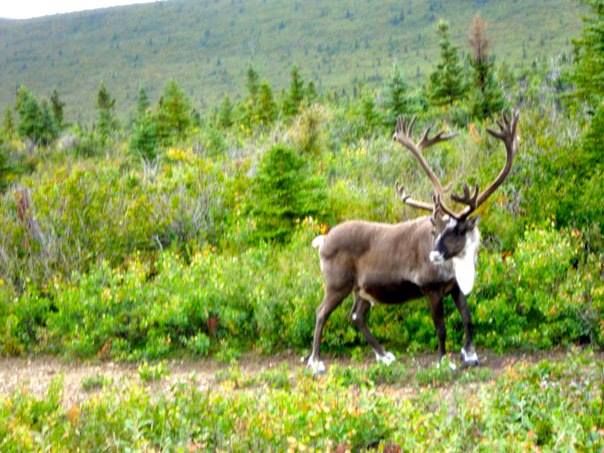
[0,350,592,407]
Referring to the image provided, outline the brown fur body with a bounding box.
[318,218,456,299]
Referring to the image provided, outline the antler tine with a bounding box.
[394,116,417,145]
[450,183,479,216]
[393,116,455,198]
[418,128,458,150]
[405,116,417,136]
[395,181,434,212]
[419,126,432,146]
[486,109,519,153]
[433,193,460,221]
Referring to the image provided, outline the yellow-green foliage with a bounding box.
[0,352,601,450]
[0,150,229,287]
[0,221,601,359]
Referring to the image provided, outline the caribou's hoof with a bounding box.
[307,356,326,375]
[375,351,396,365]
[461,347,479,367]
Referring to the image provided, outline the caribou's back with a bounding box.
[316,217,452,292]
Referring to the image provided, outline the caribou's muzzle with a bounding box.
[429,250,445,264]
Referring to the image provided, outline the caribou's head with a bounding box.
[429,212,479,265]
[393,110,519,293]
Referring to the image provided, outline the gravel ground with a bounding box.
[0,350,591,407]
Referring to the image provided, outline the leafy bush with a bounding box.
[288,103,330,156]
[474,225,603,350]
[0,153,230,288]
[81,374,111,392]
[1,218,599,360]
[138,361,170,382]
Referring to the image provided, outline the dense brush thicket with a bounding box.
[0,9,602,360]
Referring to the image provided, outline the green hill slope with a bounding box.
[0,0,583,121]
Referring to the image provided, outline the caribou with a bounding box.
[307,111,519,374]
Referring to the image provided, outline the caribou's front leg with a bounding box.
[351,293,395,365]
[451,285,479,366]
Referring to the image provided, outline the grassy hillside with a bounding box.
[0,0,583,121]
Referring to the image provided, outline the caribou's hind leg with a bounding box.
[307,285,351,374]
[451,284,479,366]
[351,292,395,365]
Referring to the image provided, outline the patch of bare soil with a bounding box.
[0,349,595,407]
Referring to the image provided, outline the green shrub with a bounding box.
[129,112,159,161]
[81,374,111,392]
[474,225,603,350]
[138,361,170,382]
[249,144,327,243]
[0,153,230,288]
[185,333,211,356]
[71,127,104,158]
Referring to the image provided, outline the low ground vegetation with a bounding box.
[0,351,601,450]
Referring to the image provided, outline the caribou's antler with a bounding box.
[395,181,433,212]
[450,183,479,213]
[394,110,520,220]
[393,116,456,195]
[451,109,520,219]
[393,116,456,212]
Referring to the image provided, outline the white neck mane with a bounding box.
[453,227,480,295]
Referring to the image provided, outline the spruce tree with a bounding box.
[361,92,381,132]
[156,80,192,145]
[384,65,412,125]
[16,86,42,143]
[130,86,158,160]
[257,82,277,126]
[96,83,118,143]
[283,66,305,117]
[467,15,504,119]
[50,89,65,130]
[570,0,604,107]
[428,20,467,107]
[306,81,318,102]
[242,67,262,128]
[250,144,326,242]
[39,100,59,145]
[15,86,58,146]
[217,95,234,129]
[130,111,159,161]
[136,87,151,117]
[246,66,260,100]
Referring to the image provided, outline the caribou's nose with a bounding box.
[429,251,445,264]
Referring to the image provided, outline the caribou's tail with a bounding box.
[311,235,324,250]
